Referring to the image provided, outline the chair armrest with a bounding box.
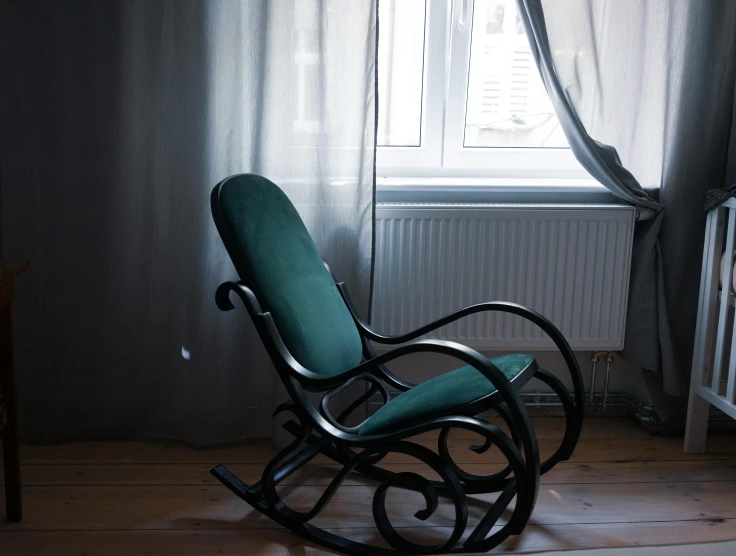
[352,338,527,401]
[338,282,584,429]
[216,281,428,391]
[216,280,263,316]
[348,339,536,447]
[340,281,558,348]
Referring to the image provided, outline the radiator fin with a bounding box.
[372,205,636,350]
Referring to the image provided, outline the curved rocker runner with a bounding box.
[209,174,585,555]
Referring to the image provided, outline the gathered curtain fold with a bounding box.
[0,0,376,444]
[518,0,736,417]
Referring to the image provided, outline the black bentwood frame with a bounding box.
[209,177,584,555]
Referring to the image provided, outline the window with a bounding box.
[377,0,585,179]
[377,0,426,146]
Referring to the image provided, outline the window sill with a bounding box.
[376,176,618,204]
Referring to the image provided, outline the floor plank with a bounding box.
[1,520,736,555]
[0,530,294,555]
[2,480,736,531]
[6,458,736,487]
[1,418,736,555]
[15,434,736,466]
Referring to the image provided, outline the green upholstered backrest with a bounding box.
[212,174,363,377]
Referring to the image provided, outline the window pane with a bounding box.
[377,0,426,147]
[464,0,567,148]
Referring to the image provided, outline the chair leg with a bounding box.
[211,413,539,555]
[211,464,392,556]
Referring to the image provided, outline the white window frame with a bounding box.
[377,0,447,172]
[377,0,589,181]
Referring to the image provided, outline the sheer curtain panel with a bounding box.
[0,0,377,444]
[519,0,736,417]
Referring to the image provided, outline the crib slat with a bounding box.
[692,209,720,388]
[728,210,736,401]
[711,208,736,392]
[686,208,726,452]
[703,210,726,387]
[728,328,736,403]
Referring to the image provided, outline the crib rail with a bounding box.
[685,199,736,453]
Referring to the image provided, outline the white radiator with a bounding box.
[372,203,636,351]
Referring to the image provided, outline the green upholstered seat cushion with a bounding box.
[214,174,363,377]
[359,354,535,435]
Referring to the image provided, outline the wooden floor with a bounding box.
[1,417,736,555]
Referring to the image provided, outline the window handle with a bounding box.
[455,0,469,31]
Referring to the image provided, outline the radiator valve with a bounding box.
[588,351,602,403]
[602,352,615,411]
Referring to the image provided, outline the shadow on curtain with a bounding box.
[0,0,376,445]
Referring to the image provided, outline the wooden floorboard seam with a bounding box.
[1,418,734,555]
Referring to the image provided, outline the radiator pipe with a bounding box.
[588,351,601,404]
[518,391,660,424]
[369,390,660,424]
[602,352,614,411]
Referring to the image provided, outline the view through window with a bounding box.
[377,0,570,174]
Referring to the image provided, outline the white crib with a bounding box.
[685,199,736,452]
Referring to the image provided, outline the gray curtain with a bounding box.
[519,0,736,418]
[0,0,376,444]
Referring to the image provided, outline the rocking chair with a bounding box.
[209,174,585,555]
